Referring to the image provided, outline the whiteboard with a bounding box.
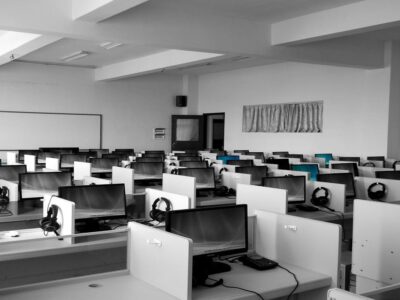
[0,111,101,149]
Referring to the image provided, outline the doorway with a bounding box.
[204,113,225,150]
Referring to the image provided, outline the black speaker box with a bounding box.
[176,95,187,107]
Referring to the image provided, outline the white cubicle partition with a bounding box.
[328,288,371,300]
[162,173,196,209]
[357,166,393,178]
[73,161,91,181]
[112,166,134,194]
[255,210,341,288]
[129,222,192,300]
[42,195,75,237]
[319,168,349,174]
[355,176,400,202]
[6,152,17,165]
[271,169,309,179]
[221,172,251,191]
[362,281,400,299]
[306,181,346,213]
[265,163,279,169]
[352,200,400,293]
[24,155,36,172]
[237,184,287,215]
[45,158,60,171]
[83,176,111,185]
[144,188,191,218]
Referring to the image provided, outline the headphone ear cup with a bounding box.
[311,187,329,206]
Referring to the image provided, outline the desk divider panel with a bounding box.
[237,183,287,215]
[328,288,371,300]
[358,166,393,178]
[144,188,190,218]
[6,152,17,165]
[352,200,400,287]
[239,154,256,160]
[129,222,192,300]
[45,158,60,171]
[74,161,91,181]
[306,181,346,213]
[24,155,36,172]
[42,195,75,237]
[200,153,217,161]
[271,169,309,179]
[362,281,400,299]
[83,176,111,185]
[112,166,134,194]
[0,180,18,202]
[288,158,301,164]
[254,210,341,287]
[265,163,279,169]
[319,168,349,174]
[221,172,251,191]
[355,177,400,202]
[162,173,196,208]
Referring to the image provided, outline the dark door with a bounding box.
[212,119,224,150]
[171,115,204,151]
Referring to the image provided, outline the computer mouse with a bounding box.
[5,231,19,238]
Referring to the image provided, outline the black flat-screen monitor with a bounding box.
[89,149,110,158]
[132,162,164,176]
[90,158,119,170]
[136,157,163,163]
[39,147,79,154]
[331,162,359,177]
[272,151,289,157]
[19,171,72,200]
[175,153,198,157]
[266,158,290,170]
[233,150,249,154]
[262,176,306,204]
[236,166,268,186]
[367,156,385,163]
[59,184,127,221]
[338,156,361,165]
[226,160,253,167]
[102,153,129,162]
[317,173,356,198]
[177,168,216,190]
[166,204,248,258]
[291,163,319,181]
[18,150,40,162]
[248,152,265,162]
[143,153,165,159]
[60,154,87,168]
[145,150,165,155]
[179,161,208,168]
[375,171,400,180]
[114,149,135,156]
[178,156,202,162]
[0,165,27,182]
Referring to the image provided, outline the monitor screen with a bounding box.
[177,156,202,162]
[102,153,129,161]
[175,153,199,157]
[272,151,289,157]
[114,149,135,156]
[143,153,165,159]
[266,158,290,170]
[233,150,249,154]
[60,154,87,168]
[248,152,265,161]
[315,153,334,166]
[177,168,216,190]
[89,149,110,158]
[39,147,79,154]
[136,157,163,163]
[331,162,359,177]
[226,160,253,167]
[58,184,126,220]
[179,161,208,168]
[90,158,119,170]
[236,166,268,186]
[19,172,72,200]
[291,164,319,181]
[132,162,164,176]
[375,171,400,180]
[338,156,361,165]
[216,155,239,164]
[317,173,356,198]
[367,156,385,163]
[18,150,39,162]
[0,165,27,182]
[145,150,165,155]
[262,176,306,203]
[166,204,248,257]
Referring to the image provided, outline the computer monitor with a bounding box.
[102,153,129,162]
[233,150,249,154]
[226,159,254,167]
[114,149,135,156]
[291,164,319,181]
[89,149,110,158]
[179,161,208,168]
[58,184,127,232]
[175,153,199,157]
[178,156,202,162]
[266,158,290,170]
[216,155,239,164]
[145,150,165,155]
[19,171,72,200]
[331,162,359,177]
[367,156,385,163]
[315,153,334,167]
[262,176,306,204]
[18,150,40,162]
[132,162,164,176]
[287,154,304,161]
[375,171,400,180]
[135,157,163,163]
[177,168,216,190]
[90,158,119,170]
[272,151,289,157]
[236,166,268,186]
[0,165,27,182]
[60,154,88,168]
[317,173,356,198]
[143,153,165,159]
[166,204,248,275]
[338,156,361,165]
[39,147,79,154]
[248,152,265,162]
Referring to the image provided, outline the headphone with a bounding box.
[169,162,177,166]
[39,205,61,236]
[149,197,172,222]
[363,161,375,167]
[171,168,178,175]
[219,167,228,174]
[0,186,9,206]
[214,186,236,197]
[311,187,330,206]
[393,160,400,169]
[368,182,386,201]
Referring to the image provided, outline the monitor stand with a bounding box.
[75,219,111,233]
[287,204,297,212]
[193,256,231,283]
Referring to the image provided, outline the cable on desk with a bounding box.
[277,265,299,300]
[207,277,265,300]
[0,209,12,216]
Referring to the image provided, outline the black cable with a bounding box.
[277,265,299,300]
[208,277,265,300]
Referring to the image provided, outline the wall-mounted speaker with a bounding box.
[176,95,187,107]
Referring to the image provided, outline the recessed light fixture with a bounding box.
[60,50,90,62]
[99,42,123,50]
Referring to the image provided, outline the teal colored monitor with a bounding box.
[217,155,239,165]
[315,153,333,167]
[291,164,319,181]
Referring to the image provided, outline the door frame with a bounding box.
[203,112,225,150]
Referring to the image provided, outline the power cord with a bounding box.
[277,264,299,300]
[207,277,265,300]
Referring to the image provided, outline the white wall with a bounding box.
[198,62,390,156]
[0,61,183,151]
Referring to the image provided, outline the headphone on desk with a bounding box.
[149,197,172,223]
[368,182,386,201]
[0,186,9,207]
[39,205,61,236]
[311,187,330,206]
[363,161,376,167]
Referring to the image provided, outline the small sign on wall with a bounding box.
[153,128,166,140]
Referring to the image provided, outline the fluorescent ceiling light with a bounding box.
[60,50,90,62]
[99,42,123,50]
[0,30,41,56]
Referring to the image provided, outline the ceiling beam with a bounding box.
[271,0,400,45]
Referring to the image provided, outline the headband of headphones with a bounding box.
[367,182,386,201]
[363,161,376,167]
[311,186,330,207]
[152,197,172,212]
[219,167,228,174]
